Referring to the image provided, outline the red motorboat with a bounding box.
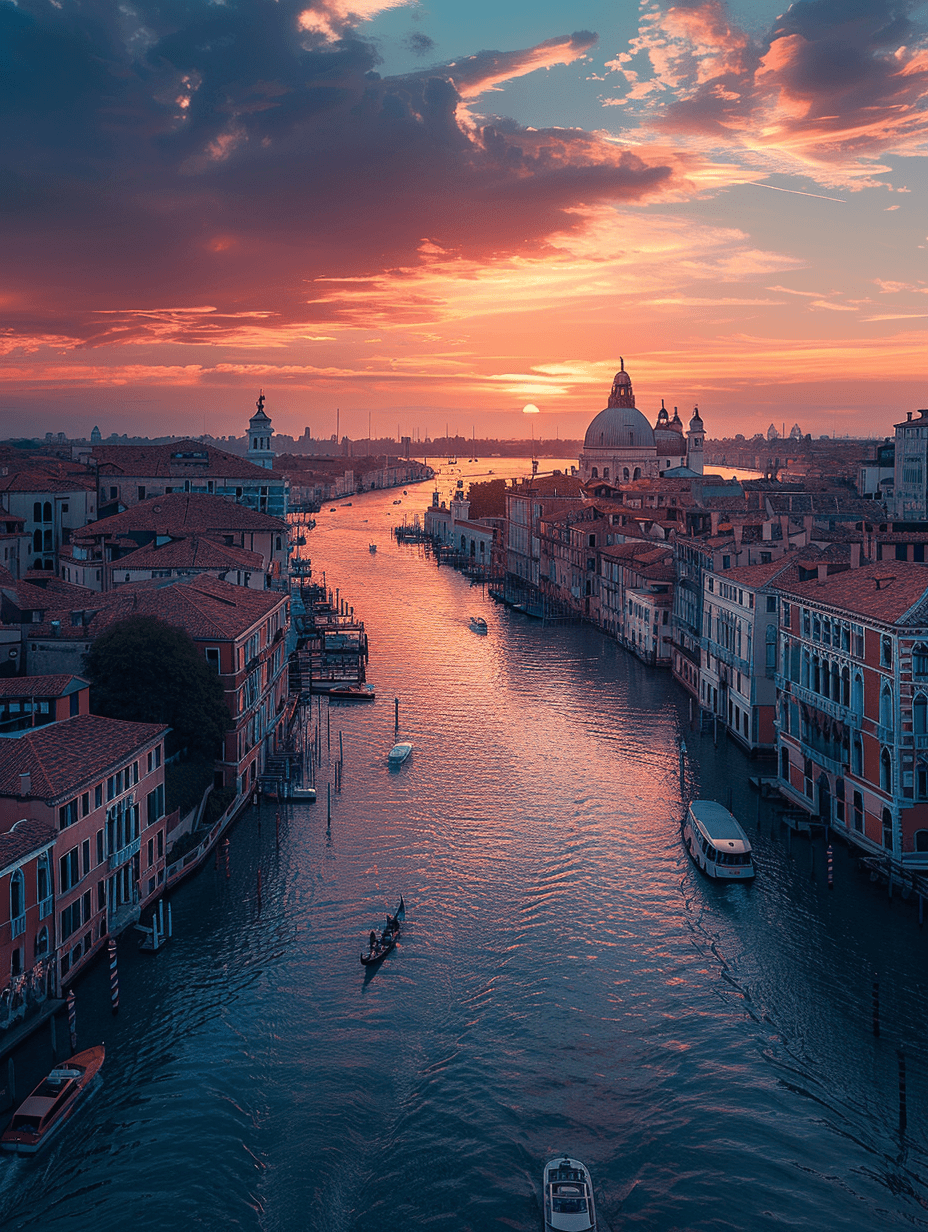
[1,1045,104,1154]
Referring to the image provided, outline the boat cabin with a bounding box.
[684,800,754,880]
[544,1156,596,1231]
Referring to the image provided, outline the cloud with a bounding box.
[605,0,928,187]
[0,3,673,352]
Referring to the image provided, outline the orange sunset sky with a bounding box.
[1,0,926,443]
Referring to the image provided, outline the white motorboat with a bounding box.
[683,800,754,879]
[543,1156,597,1231]
[469,616,488,634]
[369,543,377,553]
[388,742,412,766]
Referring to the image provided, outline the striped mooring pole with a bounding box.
[827,845,834,889]
[67,988,77,1050]
[108,938,119,1013]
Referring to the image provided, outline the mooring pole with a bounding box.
[327,782,331,826]
[67,988,76,1049]
[827,845,834,888]
[108,938,119,1013]
[872,975,880,1037]
[899,1048,908,1135]
[394,697,399,731]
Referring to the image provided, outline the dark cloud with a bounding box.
[0,3,669,348]
[404,31,436,57]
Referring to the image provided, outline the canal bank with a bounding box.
[2,464,928,1230]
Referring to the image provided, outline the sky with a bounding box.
[1,0,926,444]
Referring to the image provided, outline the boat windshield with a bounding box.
[10,1114,42,1131]
[714,851,752,865]
[552,1194,589,1214]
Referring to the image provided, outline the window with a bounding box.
[916,830,928,853]
[766,596,777,613]
[880,685,893,728]
[147,784,165,826]
[914,644,928,677]
[881,636,893,668]
[81,791,90,817]
[95,784,103,808]
[852,673,864,715]
[205,647,220,672]
[59,847,80,894]
[853,735,863,776]
[916,694,928,735]
[780,747,790,782]
[882,808,894,851]
[881,747,892,792]
[58,799,78,830]
[10,869,24,923]
[853,790,864,832]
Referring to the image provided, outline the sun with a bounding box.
[522,404,540,414]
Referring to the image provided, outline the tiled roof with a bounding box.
[775,560,928,624]
[716,557,801,586]
[90,440,281,481]
[0,819,57,873]
[115,536,263,571]
[508,475,584,497]
[83,492,286,535]
[26,575,287,642]
[0,675,88,698]
[0,470,95,494]
[0,714,168,801]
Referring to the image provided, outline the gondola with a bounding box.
[360,897,405,966]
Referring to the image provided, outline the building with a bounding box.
[79,439,288,519]
[579,361,705,484]
[774,559,928,866]
[505,472,585,590]
[892,409,928,519]
[247,391,275,470]
[0,819,57,1037]
[59,493,289,591]
[0,469,96,575]
[0,675,89,735]
[0,715,169,987]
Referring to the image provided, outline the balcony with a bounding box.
[11,914,25,939]
[108,836,141,871]
[39,895,53,920]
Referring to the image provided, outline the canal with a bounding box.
[3,459,928,1230]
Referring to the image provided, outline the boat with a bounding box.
[1,1046,105,1154]
[328,683,375,700]
[388,741,412,766]
[329,507,336,511]
[339,502,353,507]
[543,1157,597,1230]
[683,800,755,879]
[291,784,317,801]
[543,1156,597,1231]
[369,543,377,553]
[360,897,406,966]
[393,499,402,505]
[469,616,488,634]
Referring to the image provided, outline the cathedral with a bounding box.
[579,360,705,483]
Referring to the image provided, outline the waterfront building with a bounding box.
[0,819,57,1039]
[0,715,169,987]
[774,559,928,866]
[424,494,497,565]
[59,493,289,591]
[857,441,894,504]
[80,438,289,519]
[598,541,675,665]
[579,361,706,483]
[22,576,291,798]
[891,409,928,519]
[505,473,584,589]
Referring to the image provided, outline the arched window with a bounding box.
[914,644,928,677]
[35,926,49,958]
[852,672,863,714]
[801,651,810,688]
[33,529,42,552]
[36,854,50,905]
[853,790,864,831]
[915,694,928,735]
[812,655,821,693]
[42,501,52,522]
[841,666,850,707]
[916,830,928,853]
[275,536,282,550]
[633,467,641,480]
[10,870,24,921]
[882,808,893,850]
[881,636,893,668]
[780,746,790,782]
[831,661,840,700]
[33,501,41,522]
[43,529,52,552]
[591,467,598,478]
[852,735,863,775]
[603,468,609,480]
[880,747,892,791]
[880,684,893,728]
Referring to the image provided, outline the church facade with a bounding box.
[579,361,705,483]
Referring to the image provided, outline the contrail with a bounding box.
[750,182,846,203]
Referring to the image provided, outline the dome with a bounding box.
[689,405,704,430]
[583,406,655,450]
[655,425,685,449]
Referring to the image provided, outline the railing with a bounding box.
[38,895,53,920]
[108,836,141,871]
[10,914,25,939]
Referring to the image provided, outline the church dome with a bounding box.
[584,406,655,450]
[689,405,704,430]
[655,425,685,449]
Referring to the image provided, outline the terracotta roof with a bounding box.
[26,575,287,642]
[0,470,95,494]
[508,475,584,497]
[90,440,282,481]
[0,714,168,801]
[716,557,801,586]
[774,560,928,624]
[114,536,263,571]
[83,492,286,535]
[0,819,57,874]
[0,675,88,698]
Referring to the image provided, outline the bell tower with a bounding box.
[687,405,705,475]
[248,390,275,470]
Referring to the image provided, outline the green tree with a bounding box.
[83,616,230,758]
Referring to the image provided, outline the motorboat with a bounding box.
[369,543,377,553]
[469,616,488,634]
[328,684,375,700]
[1,1046,105,1154]
[388,742,412,766]
[291,784,317,801]
[683,800,755,879]
[393,499,402,505]
[543,1156,597,1231]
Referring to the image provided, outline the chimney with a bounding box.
[817,563,828,582]
[732,522,743,548]
[710,511,719,536]
[19,771,30,796]
[908,411,913,422]
[850,542,861,569]
[762,520,772,541]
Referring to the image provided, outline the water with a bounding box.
[4,459,928,1230]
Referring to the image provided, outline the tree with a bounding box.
[83,616,231,758]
